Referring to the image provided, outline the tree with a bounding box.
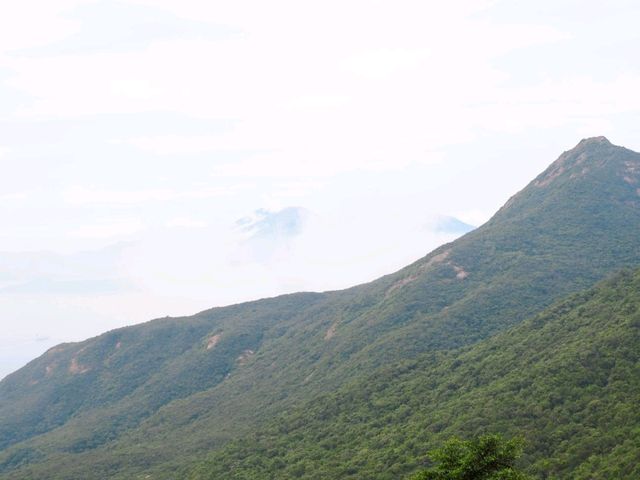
[410,434,534,479]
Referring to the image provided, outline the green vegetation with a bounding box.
[0,137,639,479]
[189,269,640,479]
[410,434,532,480]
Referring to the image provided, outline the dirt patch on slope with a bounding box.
[535,165,565,187]
[69,357,90,375]
[324,323,337,340]
[386,249,451,297]
[236,349,255,365]
[206,333,223,350]
[452,264,469,279]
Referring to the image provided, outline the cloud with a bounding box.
[0,113,233,147]
[68,218,144,238]
[125,134,240,156]
[62,185,252,205]
[0,277,130,295]
[165,217,207,228]
[1,0,640,377]
[0,243,131,295]
[0,191,27,202]
[10,1,238,57]
[235,207,310,262]
[1,0,624,191]
[344,48,429,80]
[0,1,84,55]
[117,202,470,304]
[236,207,309,239]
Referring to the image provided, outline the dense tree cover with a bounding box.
[0,293,332,468]
[409,435,532,480]
[1,138,639,479]
[189,269,640,479]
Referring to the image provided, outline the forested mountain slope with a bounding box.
[191,268,640,479]
[1,137,639,478]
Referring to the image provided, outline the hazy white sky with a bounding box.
[1,0,640,378]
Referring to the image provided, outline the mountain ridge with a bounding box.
[1,137,639,479]
[191,267,640,479]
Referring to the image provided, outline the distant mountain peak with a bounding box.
[430,215,476,235]
[236,207,309,238]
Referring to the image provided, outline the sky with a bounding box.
[1,0,640,379]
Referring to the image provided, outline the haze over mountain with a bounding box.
[0,205,471,381]
[3,0,640,387]
[0,137,639,479]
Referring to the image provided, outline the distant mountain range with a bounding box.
[236,207,472,242]
[1,137,639,479]
[429,215,476,234]
[236,207,310,240]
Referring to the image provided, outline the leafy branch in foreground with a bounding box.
[410,434,533,480]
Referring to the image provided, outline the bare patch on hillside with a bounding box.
[422,250,451,270]
[535,165,565,187]
[386,250,451,297]
[236,349,255,365]
[47,345,66,355]
[452,264,469,279]
[386,276,418,296]
[115,341,122,349]
[324,323,337,340]
[570,166,591,179]
[67,346,90,375]
[575,151,589,165]
[206,333,223,350]
[626,160,639,174]
[623,161,640,186]
[69,357,90,375]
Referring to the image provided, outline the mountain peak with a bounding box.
[577,135,611,146]
[529,136,637,189]
[561,135,617,161]
[488,137,640,225]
